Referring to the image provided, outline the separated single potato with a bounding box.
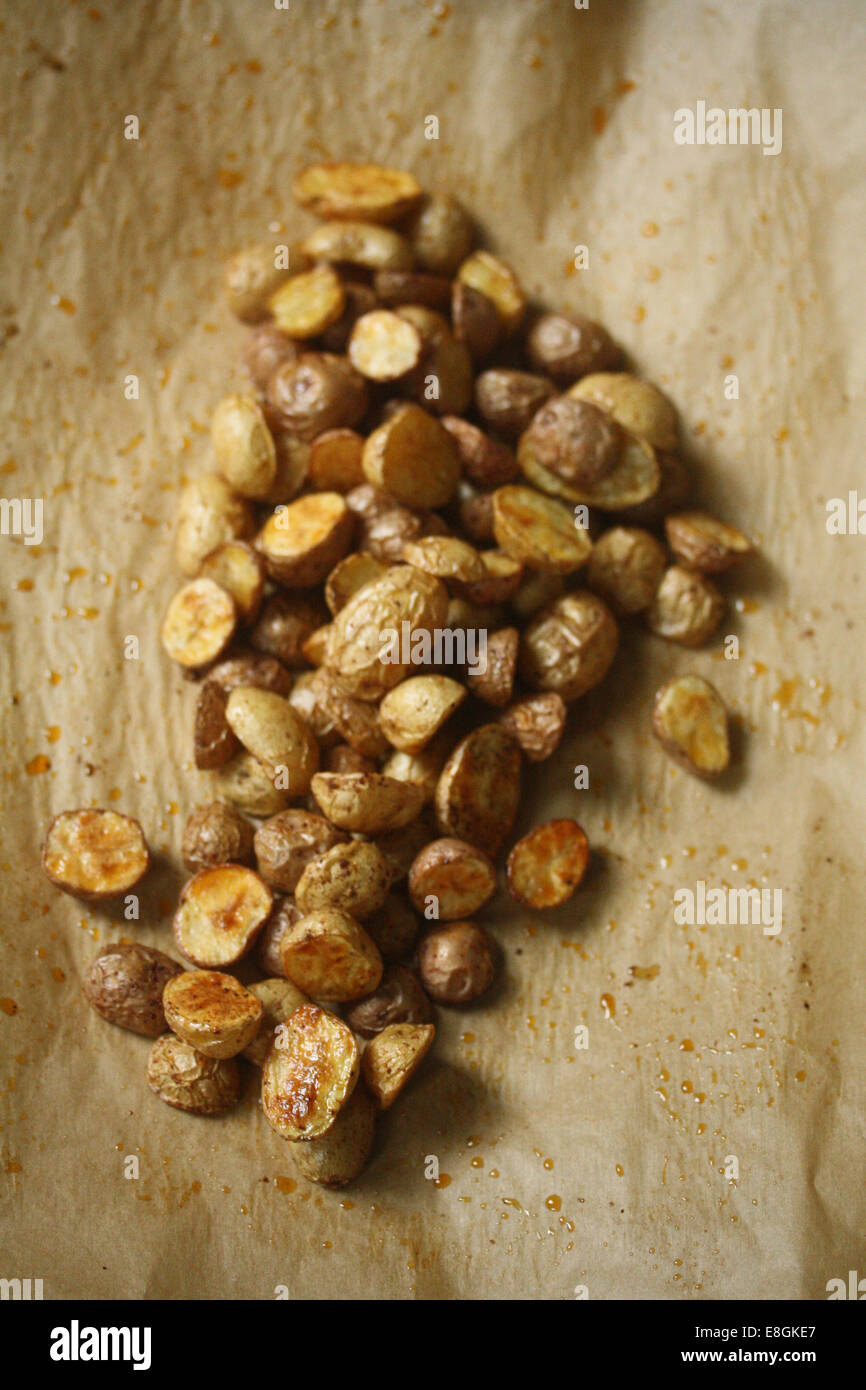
[257,896,303,976]
[82,942,183,1036]
[161,578,237,669]
[348,309,423,381]
[250,591,329,669]
[496,692,567,762]
[312,668,390,758]
[475,369,555,438]
[492,485,592,574]
[434,724,521,856]
[242,977,310,1067]
[664,511,753,573]
[517,396,621,490]
[526,311,620,383]
[362,404,460,509]
[182,800,254,873]
[402,536,486,584]
[261,1002,359,1140]
[211,393,277,500]
[268,263,345,339]
[175,473,256,577]
[214,751,292,817]
[408,837,497,920]
[465,626,518,707]
[344,964,433,1038]
[324,552,388,615]
[362,1022,436,1110]
[163,969,264,1059]
[225,687,319,793]
[379,675,467,754]
[295,839,391,919]
[292,161,423,223]
[173,864,273,967]
[300,219,414,270]
[406,192,474,274]
[417,921,497,1005]
[198,540,266,623]
[288,1083,376,1187]
[585,526,667,614]
[652,674,731,778]
[253,809,348,893]
[646,565,725,646]
[311,772,427,834]
[266,353,368,441]
[224,242,299,322]
[457,250,526,333]
[308,429,366,495]
[256,492,354,588]
[146,1035,240,1116]
[519,592,619,701]
[279,908,383,1002]
[568,372,678,451]
[42,809,149,901]
[324,563,449,701]
[194,681,238,770]
[506,819,589,909]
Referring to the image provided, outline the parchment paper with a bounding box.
[1,0,864,1300]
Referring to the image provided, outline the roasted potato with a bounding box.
[288,1083,376,1187]
[295,839,392,920]
[434,724,521,857]
[417,921,497,1005]
[261,1001,360,1140]
[254,809,349,893]
[652,674,731,778]
[82,942,183,1036]
[182,801,254,872]
[163,969,264,1059]
[173,864,273,967]
[506,819,590,909]
[519,592,619,701]
[408,837,497,920]
[146,1036,240,1116]
[344,964,433,1038]
[362,1022,435,1110]
[42,809,149,901]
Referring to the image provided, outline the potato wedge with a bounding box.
[645,565,725,646]
[301,219,414,270]
[256,492,354,588]
[378,675,467,754]
[163,969,264,1059]
[254,809,349,893]
[82,942,183,1036]
[506,819,589,909]
[214,751,293,818]
[42,809,149,901]
[198,540,266,623]
[173,864,273,967]
[457,251,526,333]
[146,1035,240,1116]
[311,772,427,834]
[408,837,497,920]
[348,310,423,381]
[280,908,383,1002]
[362,1022,435,1110]
[295,840,392,920]
[161,578,237,669]
[434,724,521,856]
[292,161,423,224]
[243,977,310,1067]
[664,511,753,574]
[224,687,319,793]
[268,264,345,339]
[261,1002,360,1140]
[288,1083,376,1187]
[652,674,730,778]
[492,485,592,574]
[519,592,619,701]
[362,404,460,509]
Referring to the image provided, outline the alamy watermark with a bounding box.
[378,622,488,677]
[0,497,43,545]
[674,880,783,936]
[674,101,782,157]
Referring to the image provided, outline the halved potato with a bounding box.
[465,626,518,708]
[295,840,392,920]
[198,540,266,623]
[268,264,345,339]
[492,485,592,574]
[519,591,619,701]
[194,680,238,770]
[519,430,660,511]
[225,687,319,793]
[324,552,389,615]
[214,751,293,818]
[311,772,427,834]
[292,162,423,224]
[211,393,277,500]
[324,564,449,701]
[42,809,149,901]
[568,372,678,451]
[308,429,366,495]
[300,219,414,270]
[455,549,523,606]
[262,1002,360,1140]
[379,675,467,754]
[506,819,589,909]
[402,536,486,584]
[362,404,460,509]
[408,837,497,920]
[161,578,237,669]
[361,1022,436,1110]
[256,492,354,588]
[163,970,264,1059]
[280,908,383,1002]
[434,724,521,857]
[288,1083,376,1186]
[243,977,310,1067]
[173,864,273,967]
[664,511,754,574]
[456,251,525,333]
[348,310,423,381]
[652,674,730,778]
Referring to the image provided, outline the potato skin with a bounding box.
[417,921,497,1005]
[288,1084,376,1187]
[256,896,304,976]
[295,839,392,919]
[408,838,497,921]
[519,592,619,701]
[254,810,349,893]
[82,943,184,1036]
[344,965,433,1038]
[182,801,255,873]
[146,1035,240,1116]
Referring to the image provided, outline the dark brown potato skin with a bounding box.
[417,921,497,1005]
[250,592,329,669]
[475,369,556,438]
[182,801,255,873]
[525,312,620,383]
[194,681,239,770]
[254,810,349,893]
[265,353,368,441]
[82,943,184,1036]
[207,650,293,696]
[256,896,304,976]
[344,965,433,1038]
[244,324,298,393]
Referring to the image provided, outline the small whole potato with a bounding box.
[408,838,497,920]
[182,801,254,873]
[295,839,392,920]
[163,970,264,1059]
[266,352,368,441]
[585,526,667,614]
[519,592,619,701]
[254,810,349,893]
[525,311,620,383]
[406,192,474,274]
[146,1034,240,1116]
[344,964,433,1038]
[82,942,184,1036]
[417,921,497,1005]
[288,1083,376,1187]
[645,565,725,646]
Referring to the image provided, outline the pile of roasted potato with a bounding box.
[43,162,754,1187]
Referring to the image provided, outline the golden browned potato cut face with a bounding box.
[42,809,149,900]
[261,1002,360,1140]
[652,674,731,778]
[506,819,590,909]
[173,864,273,967]
[163,970,264,1059]
[292,162,423,223]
